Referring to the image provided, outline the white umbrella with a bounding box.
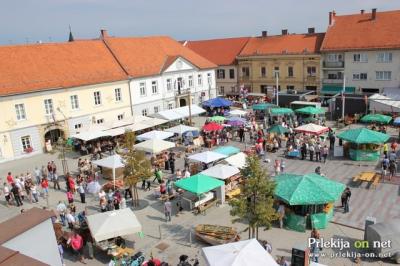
[202,239,278,266]
[86,181,101,194]
[92,155,125,189]
[229,109,247,117]
[71,130,110,141]
[294,123,329,135]
[188,151,227,164]
[201,164,240,180]
[223,152,247,169]
[86,209,142,242]
[134,139,175,154]
[165,125,199,135]
[136,130,174,141]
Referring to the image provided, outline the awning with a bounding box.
[188,151,227,164]
[321,85,356,94]
[213,146,240,157]
[174,174,224,195]
[223,152,247,169]
[200,164,240,180]
[369,93,400,113]
[165,125,199,135]
[136,130,174,141]
[155,105,206,121]
[71,131,110,141]
[134,139,175,154]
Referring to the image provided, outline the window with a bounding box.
[260,85,268,93]
[287,85,295,91]
[117,114,124,120]
[307,67,316,77]
[376,71,392,80]
[287,66,294,77]
[260,67,266,77]
[154,106,159,113]
[168,103,174,110]
[93,91,101,105]
[198,74,203,86]
[273,67,279,78]
[114,88,122,102]
[242,67,250,77]
[353,73,368,80]
[217,69,225,79]
[151,81,158,94]
[74,123,83,130]
[166,79,172,91]
[15,104,26,120]
[96,118,104,124]
[207,73,212,85]
[229,69,235,79]
[327,54,343,62]
[141,109,148,116]
[21,136,32,151]
[377,52,392,63]
[231,86,236,93]
[219,86,225,94]
[44,99,54,115]
[70,95,79,110]
[188,76,193,87]
[353,53,368,63]
[140,82,146,96]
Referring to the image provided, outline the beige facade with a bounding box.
[237,54,322,95]
[216,65,240,95]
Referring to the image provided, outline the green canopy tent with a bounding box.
[174,174,224,195]
[269,108,294,116]
[252,103,277,111]
[268,125,289,135]
[274,173,345,231]
[360,114,392,124]
[337,127,389,161]
[209,116,226,123]
[213,146,240,157]
[295,106,325,115]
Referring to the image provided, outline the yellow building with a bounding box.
[237,29,324,96]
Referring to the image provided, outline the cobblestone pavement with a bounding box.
[0,122,398,266]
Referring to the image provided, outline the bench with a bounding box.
[371,174,380,189]
[195,199,220,215]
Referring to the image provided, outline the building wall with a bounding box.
[237,54,321,94]
[215,65,240,95]
[3,219,62,266]
[0,80,131,161]
[344,50,400,93]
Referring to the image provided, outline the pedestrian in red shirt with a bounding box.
[41,178,49,197]
[6,172,14,185]
[68,231,85,263]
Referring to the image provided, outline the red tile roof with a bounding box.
[184,37,250,66]
[239,33,324,57]
[0,40,128,96]
[104,36,217,78]
[321,10,400,51]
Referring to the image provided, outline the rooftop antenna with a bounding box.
[68,25,74,42]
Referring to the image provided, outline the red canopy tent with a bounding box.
[203,122,224,131]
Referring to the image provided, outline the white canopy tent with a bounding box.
[154,105,206,121]
[369,93,400,113]
[202,239,278,266]
[201,164,240,180]
[294,123,329,135]
[105,127,127,137]
[223,152,247,169]
[165,125,199,135]
[136,130,174,141]
[188,151,227,164]
[92,154,125,189]
[71,131,111,141]
[228,109,247,117]
[134,139,175,154]
[86,209,142,242]
[155,109,184,121]
[141,117,169,127]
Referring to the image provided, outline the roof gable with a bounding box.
[321,10,400,51]
[184,37,250,66]
[161,56,198,73]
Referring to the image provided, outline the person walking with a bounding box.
[41,178,49,198]
[31,183,39,203]
[309,144,315,161]
[382,157,389,180]
[389,160,397,181]
[68,231,85,263]
[57,201,67,226]
[322,145,329,163]
[341,187,351,213]
[47,162,53,181]
[301,143,307,160]
[169,153,176,174]
[11,183,23,207]
[383,143,389,157]
[315,143,321,162]
[164,199,172,222]
[77,184,85,204]
[3,182,12,207]
[53,172,61,190]
[280,159,285,173]
[34,167,42,185]
[67,191,74,204]
[277,203,285,229]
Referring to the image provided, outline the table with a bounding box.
[353,172,376,182]
[226,188,241,199]
[110,247,135,258]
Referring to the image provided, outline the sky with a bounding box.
[0,0,399,45]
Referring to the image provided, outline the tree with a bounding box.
[120,131,152,207]
[229,155,278,239]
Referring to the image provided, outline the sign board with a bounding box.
[334,145,344,157]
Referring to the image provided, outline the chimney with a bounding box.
[261,31,267,37]
[329,12,333,26]
[100,29,109,39]
[308,27,315,34]
[282,29,288,35]
[372,8,377,19]
[360,9,365,14]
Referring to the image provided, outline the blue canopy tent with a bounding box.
[202,97,232,108]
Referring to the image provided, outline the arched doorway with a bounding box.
[179,98,187,107]
[44,129,64,144]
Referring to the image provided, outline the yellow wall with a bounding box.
[237,54,321,93]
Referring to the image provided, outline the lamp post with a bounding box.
[275,74,279,106]
[342,74,346,121]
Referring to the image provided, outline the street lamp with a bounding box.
[341,73,346,122]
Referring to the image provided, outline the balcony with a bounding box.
[322,61,344,69]
[322,78,343,84]
[175,88,191,96]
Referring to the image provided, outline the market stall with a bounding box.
[165,125,199,135]
[188,151,227,174]
[226,117,247,127]
[174,174,225,211]
[202,97,233,109]
[92,154,125,189]
[201,164,241,199]
[274,173,345,232]
[337,127,389,161]
[228,109,247,117]
[223,152,247,169]
[136,130,174,141]
[294,123,329,135]
[86,209,142,256]
[134,139,175,154]
[213,146,240,157]
[360,114,392,124]
[295,106,326,124]
[209,116,226,123]
[202,239,278,266]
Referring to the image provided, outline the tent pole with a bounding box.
[113,168,115,191]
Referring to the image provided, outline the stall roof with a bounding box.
[294,123,329,135]
[155,105,206,121]
[134,139,175,154]
[165,125,199,135]
[174,174,224,194]
[213,146,240,157]
[369,93,400,113]
[223,152,247,169]
[136,130,174,141]
[200,164,240,180]
[337,127,389,144]
[71,130,110,141]
[86,209,142,242]
[92,154,125,169]
[202,97,232,108]
[188,151,227,164]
